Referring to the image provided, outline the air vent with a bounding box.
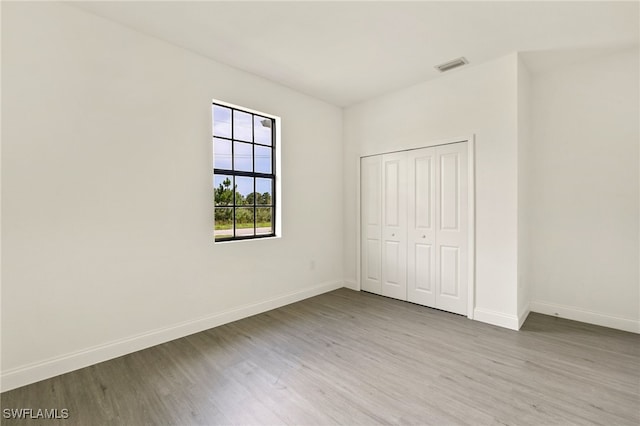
[435,57,468,73]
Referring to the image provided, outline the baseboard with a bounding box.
[473,307,520,330]
[529,301,640,334]
[343,279,358,291]
[518,304,531,329]
[1,280,345,392]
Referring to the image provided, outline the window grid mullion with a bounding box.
[212,134,271,148]
[253,177,257,235]
[214,169,274,180]
[271,119,276,233]
[231,110,236,238]
[251,113,256,234]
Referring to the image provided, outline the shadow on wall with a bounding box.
[520,46,636,74]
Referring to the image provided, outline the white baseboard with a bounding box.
[1,280,345,392]
[518,304,531,329]
[529,300,640,334]
[474,307,520,330]
[343,279,358,291]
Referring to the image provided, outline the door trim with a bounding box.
[357,135,476,320]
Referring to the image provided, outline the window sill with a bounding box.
[213,234,280,244]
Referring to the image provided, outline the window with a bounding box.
[212,102,276,241]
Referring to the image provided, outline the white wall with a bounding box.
[527,47,640,333]
[517,55,532,327]
[1,2,344,390]
[344,54,521,329]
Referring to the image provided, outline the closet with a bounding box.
[360,142,469,316]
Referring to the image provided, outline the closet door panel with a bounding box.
[440,153,460,231]
[407,148,436,306]
[440,246,460,297]
[381,152,407,300]
[384,241,401,285]
[435,143,468,315]
[360,156,383,294]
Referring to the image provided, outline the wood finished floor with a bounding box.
[1,288,639,425]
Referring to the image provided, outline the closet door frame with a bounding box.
[357,135,476,320]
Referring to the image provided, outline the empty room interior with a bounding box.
[1,1,639,425]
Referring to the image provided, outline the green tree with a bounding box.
[215,178,234,205]
[235,191,246,205]
[214,208,232,228]
[256,207,272,224]
[214,178,234,229]
[236,208,253,226]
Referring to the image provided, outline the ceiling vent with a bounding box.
[435,57,468,73]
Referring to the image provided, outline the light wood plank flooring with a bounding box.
[2,289,639,425]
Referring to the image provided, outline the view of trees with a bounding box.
[214,178,273,230]
[214,178,234,206]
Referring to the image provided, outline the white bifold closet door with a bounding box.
[360,155,383,294]
[407,148,436,307]
[407,143,468,315]
[381,151,407,300]
[361,142,468,316]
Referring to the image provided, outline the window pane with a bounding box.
[233,110,252,142]
[255,178,272,206]
[214,207,233,240]
[256,207,273,235]
[255,145,272,174]
[235,176,253,206]
[234,142,253,172]
[214,175,233,206]
[213,105,231,138]
[254,116,272,146]
[235,207,255,237]
[213,138,232,170]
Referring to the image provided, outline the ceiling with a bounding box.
[70,1,639,107]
